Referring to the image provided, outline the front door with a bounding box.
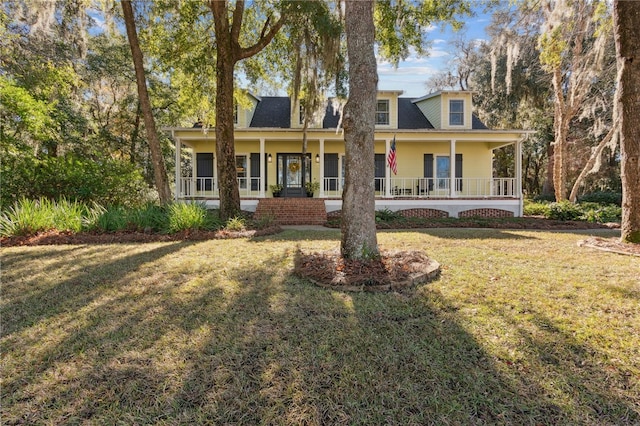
[277,153,311,197]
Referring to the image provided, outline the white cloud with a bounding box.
[377,65,439,77]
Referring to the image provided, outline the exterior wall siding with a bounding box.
[416,97,441,128]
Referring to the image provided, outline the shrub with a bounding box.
[252,213,275,230]
[523,200,550,216]
[578,191,622,207]
[0,197,94,236]
[375,208,403,223]
[580,203,622,223]
[0,198,55,236]
[546,201,583,221]
[225,216,247,232]
[93,205,130,233]
[0,153,149,208]
[127,203,168,232]
[166,202,218,233]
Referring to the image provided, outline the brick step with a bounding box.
[254,198,327,225]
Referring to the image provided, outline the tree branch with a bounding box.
[237,14,286,60]
[230,0,245,49]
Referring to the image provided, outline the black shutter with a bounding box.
[324,153,338,191]
[250,153,260,190]
[374,154,385,192]
[264,154,269,189]
[424,154,434,191]
[196,152,214,191]
[455,153,463,191]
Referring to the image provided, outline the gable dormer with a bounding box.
[375,90,403,129]
[234,92,261,128]
[291,98,326,129]
[412,91,475,130]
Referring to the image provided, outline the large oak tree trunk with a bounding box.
[210,1,241,220]
[340,0,379,260]
[215,58,241,220]
[121,0,172,205]
[613,1,640,243]
[208,0,284,221]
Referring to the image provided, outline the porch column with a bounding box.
[173,132,181,201]
[516,138,524,215]
[319,138,325,198]
[385,138,391,198]
[259,138,266,198]
[449,139,457,197]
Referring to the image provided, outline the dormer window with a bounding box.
[299,104,305,125]
[233,103,239,125]
[376,100,390,125]
[449,100,464,126]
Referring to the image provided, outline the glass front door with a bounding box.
[436,155,450,191]
[277,153,311,197]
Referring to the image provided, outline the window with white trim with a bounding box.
[376,100,390,125]
[449,100,464,126]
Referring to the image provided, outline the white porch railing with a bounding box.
[178,177,264,198]
[179,176,517,199]
[321,177,517,198]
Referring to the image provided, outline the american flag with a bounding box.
[387,136,397,175]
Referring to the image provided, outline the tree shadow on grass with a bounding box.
[3,241,638,424]
[250,228,341,243]
[169,259,640,424]
[382,228,540,240]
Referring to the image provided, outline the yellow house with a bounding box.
[165,90,532,220]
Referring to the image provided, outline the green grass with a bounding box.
[2,229,639,424]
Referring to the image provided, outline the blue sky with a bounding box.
[377,9,493,97]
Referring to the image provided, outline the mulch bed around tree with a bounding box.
[293,249,441,292]
[578,236,640,257]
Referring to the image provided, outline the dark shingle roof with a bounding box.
[472,114,488,130]
[399,98,434,129]
[249,97,290,128]
[322,100,341,129]
[248,96,489,130]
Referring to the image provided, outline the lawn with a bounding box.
[2,229,638,425]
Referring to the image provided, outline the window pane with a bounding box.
[449,100,464,125]
[376,100,389,125]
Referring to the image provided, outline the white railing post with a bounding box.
[385,138,391,198]
[319,138,325,198]
[260,138,266,198]
[450,139,456,198]
[173,134,181,200]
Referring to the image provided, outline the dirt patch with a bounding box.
[294,249,441,292]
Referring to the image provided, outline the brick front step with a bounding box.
[255,198,327,225]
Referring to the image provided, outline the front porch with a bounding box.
[170,130,528,219]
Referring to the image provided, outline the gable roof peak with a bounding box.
[411,90,477,103]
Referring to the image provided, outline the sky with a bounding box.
[377,8,493,98]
